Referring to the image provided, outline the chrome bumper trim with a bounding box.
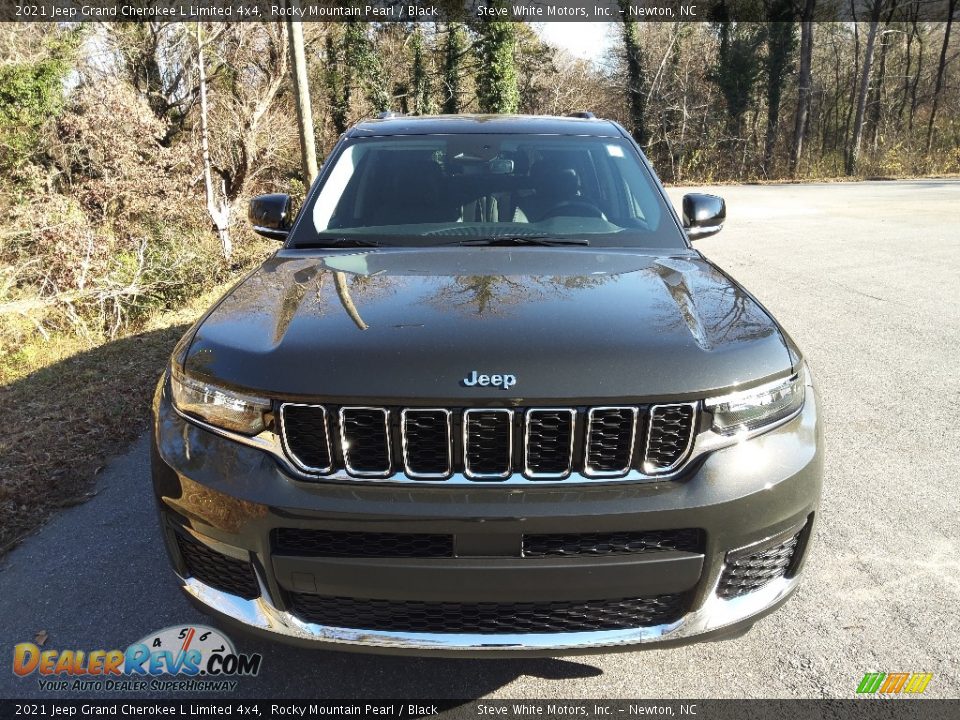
[180,569,802,652]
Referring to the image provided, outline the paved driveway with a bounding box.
[2,180,958,700]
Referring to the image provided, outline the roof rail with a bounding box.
[568,111,596,119]
[376,111,403,119]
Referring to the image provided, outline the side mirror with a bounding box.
[248,194,292,240]
[682,193,726,240]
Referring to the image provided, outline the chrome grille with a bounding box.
[584,407,638,477]
[463,409,513,479]
[279,404,332,473]
[279,403,702,483]
[643,403,697,474]
[524,409,576,478]
[401,409,452,479]
[339,407,391,477]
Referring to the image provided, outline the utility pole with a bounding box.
[284,0,318,183]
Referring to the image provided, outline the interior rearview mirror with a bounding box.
[249,194,292,241]
[682,193,726,240]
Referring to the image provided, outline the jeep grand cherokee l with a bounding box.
[151,114,822,656]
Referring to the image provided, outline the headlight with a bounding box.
[170,365,270,435]
[705,373,804,436]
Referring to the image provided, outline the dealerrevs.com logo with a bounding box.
[12,625,262,693]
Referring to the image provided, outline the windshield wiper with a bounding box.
[454,236,590,247]
[296,237,382,249]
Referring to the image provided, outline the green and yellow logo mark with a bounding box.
[857,672,933,694]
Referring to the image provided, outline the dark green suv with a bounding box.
[152,114,822,656]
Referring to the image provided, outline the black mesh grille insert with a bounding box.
[402,410,451,477]
[717,529,803,599]
[288,593,689,633]
[525,410,575,476]
[644,404,696,472]
[281,405,331,471]
[340,408,391,475]
[176,534,259,600]
[464,410,512,478]
[523,529,704,558]
[585,408,636,475]
[274,529,454,558]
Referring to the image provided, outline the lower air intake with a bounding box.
[176,534,259,600]
[273,529,454,558]
[523,529,704,558]
[288,593,690,633]
[717,527,805,599]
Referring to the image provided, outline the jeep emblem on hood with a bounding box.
[462,371,517,389]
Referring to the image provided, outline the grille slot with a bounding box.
[643,403,697,473]
[717,528,803,599]
[401,409,452,479]
[339,407,391,477]
[524,409,576,478]
[523,529,704,558]
[288,593,689,633]
[584,407,638,477]
[274,529,454,558]
[463,409,513,479]
[176,534,259,600]
[280,404,332,473]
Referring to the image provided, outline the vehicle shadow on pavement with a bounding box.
[231,637,605,699]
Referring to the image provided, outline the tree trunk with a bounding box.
[442,23,466,114]
[197,23,232,261]
[619,0,648,147]
[866,2,899,151]
[790,1,816,176]
[762,4,797,178]
[898,14,917,123]
[846,13,880,175]
[285,8,318,184]
[926,0,957,153]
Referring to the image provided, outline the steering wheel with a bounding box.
[540,200,605,219]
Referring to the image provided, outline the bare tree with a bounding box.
[846,5,883,175]
[196,23,230,259]
[926,0,957,153]
[196,23,289,261]
[789,0,816,176]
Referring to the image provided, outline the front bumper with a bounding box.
[151,377,823,657]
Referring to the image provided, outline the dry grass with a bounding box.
[0,285,231,555]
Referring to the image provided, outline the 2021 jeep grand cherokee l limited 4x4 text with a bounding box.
[152,114,822,656]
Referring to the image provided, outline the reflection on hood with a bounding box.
[185,248,790,401]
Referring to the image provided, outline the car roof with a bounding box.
[345,114,625,138]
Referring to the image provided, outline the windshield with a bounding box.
[294,134,686,249]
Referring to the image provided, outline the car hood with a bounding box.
[183,248,792,402]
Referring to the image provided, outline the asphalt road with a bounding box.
[2,180,958,701]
